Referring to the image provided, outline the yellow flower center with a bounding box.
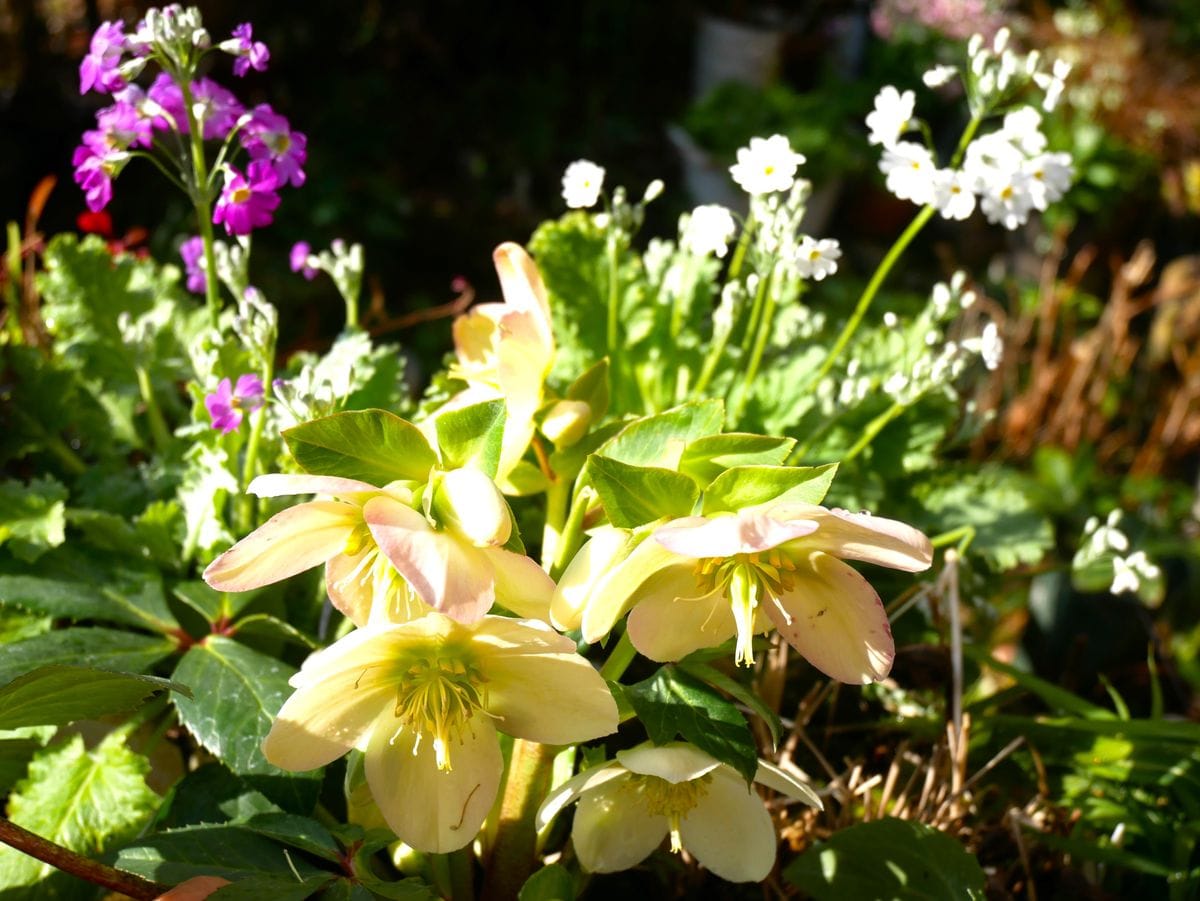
[389,649,488,772]
[693,552,798,667]
[231,185,252,204]
[625,773,713,853]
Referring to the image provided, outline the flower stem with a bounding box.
[447,847,475,901]
[0,817,168,900]
[482,740,557,901]
[551,486,592,580]
[237,361,275,535]
[802,204,936,394]
[179,78,221,330]
[135,365,172,454]
[599,629,637,682]
[726,215,755,282]
[841,399,908,462]
[731,269,776,424]
[541,477,570,572]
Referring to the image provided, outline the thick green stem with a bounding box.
[726,216,755,282]
[5,222,24,344]
[447,847,475,901]
[540,477,570,573]
[550,487,592,580]
[482,741,557,901]
[135,366,172,454]
[599,630,637,682]
[738,269,769,355]
[180,79,221,329]
[802,204,936,394]
[237,358,275,535]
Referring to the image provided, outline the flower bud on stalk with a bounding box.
[430,468,511,547]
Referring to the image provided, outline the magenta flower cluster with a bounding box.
[205,374,264,433]
[72,13,305,236]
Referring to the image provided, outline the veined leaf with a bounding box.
[702,463,838,514]
[586,455,699,528]
[0,475,67,562]
[0,665,190,730]
[597,400,724,470]
[0,628,176,687]
[284,409,437,485]
[679,433,797,486]
[434,399,507,477]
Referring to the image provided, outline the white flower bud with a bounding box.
[642,179,665,203]
[432,468,512,548]
[541,400,592,448]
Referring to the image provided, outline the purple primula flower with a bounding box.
[191,78,245,140]
[205,375,265,433]
[289,241,319,280]
[79,21,127,95]
[72,144,116,212]
[95,100,152,149]
[227,23,270,77]
[212,161,281,236]
[146,72,186,132]
[242,104,306,188]
[180,236,207,293]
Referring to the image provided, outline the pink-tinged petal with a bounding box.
[324,550,374,627]
[626,587,741,662]
[765,551,895,684]
[616,743,721,783]
[365,714,502,853]
[203,501,359,591]
[778,503,933,572]
[571,772,669,874]
[754,760,823,809]
[248,473,380,499]
[655,511,818,558]
[452,304,504,371]
[363,496,494,622]
[488,547,555,623]
[536,763,627,831]
[580,537,693,644]
[470,614,578,654]
[493,242,553,350]
[551,527,628,631]
[483,638,618,745]
[679,767,776,882]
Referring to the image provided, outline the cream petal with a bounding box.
[203,501,359,592]
[365,714,503,854]
[616,743,721,783]
[493,242,553,349]
[655,511,818,558]
[488,547,555,623]
[571,773,669,874]
[325,550,374,627]
[778,504,933,573]
[754,759,823,809]
[483,639,618,745]
[551,527,631,632]
[364,496,495,623]
[452,304,504,370]
[248,473,380,499]
[536,763,627,831]
[626,587,738,662]
[765,551,895,684]
[679,767,776,883]
[581,537,694,644]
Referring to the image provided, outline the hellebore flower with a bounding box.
[223,22,270,77]
[443,243,555,489]
[242,104,307,187]
[204,374,263,432]
[263,613,619,853]
[555,502,933,684]
[537,743,820,882]
[203,470,554,625]
[213,161,280,236]
[79,21,127,95]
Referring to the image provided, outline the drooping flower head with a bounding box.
[538,742,820,881]
[180,235,207,294]
[223,23,270,77]
[205,374,264,432]
[263,613,619,852]
[241,104,307,187]
[556,502,933,683]
[213,161,281,236]
[562,160,605,209]
[729,135,806,196]
[79,21,127,95]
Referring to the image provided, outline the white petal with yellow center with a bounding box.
[776,503,933,572]
[625,585,740,662]
[551,527,630,632]
[678,766,777,883]
[572,772,669,874]
[247,473,381,500]
[580,537,690,643]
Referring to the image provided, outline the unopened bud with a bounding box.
[541,400,592,447]
[642,179,665,203]
[432,468,511,547]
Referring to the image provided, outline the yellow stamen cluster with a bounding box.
[390,651,488,772]
[693,551,799,667]
[625,773,713,853]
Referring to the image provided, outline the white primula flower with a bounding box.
[729,135,806,196]
[537,743,821,882]
[932,168,977,221]
[1001,107,1048,156]
[1024,152,1074,210]
[978,169,1035,230]
[1034,58,1072,112]
[562,160,606,209]
[1111,555,1140,595]
[794,236,841,281]
[681,204,738,258]
[923,65,958,88]
[880,141,938,206]
[866,86,915,149]
[979,322,1003,370]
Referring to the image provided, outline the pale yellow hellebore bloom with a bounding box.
[442,242,555,489]
[263,613,619,853]
[537,742,821,882]
[204,471,553,625]
[553,502,932,683]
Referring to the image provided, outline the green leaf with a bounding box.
[597,400,724,469]
[0,475,67,562]
[210,875,338,900]
[702,463,838,514]
[519,864,575,900]
[173,580,259,624]
[284,409,437,485]
[155,763,282,829]
[114,824,329,885]
[360,878,440,900]
[171,637,300,777]
[0,729,52,795]
[0,665,190,730]
[623,665,758,783]
[679,433,797,486]
[434,399,507,477]
[962,647,1115,720]
[0,729,159,897]
[566,358,610,420]
[785,819,986,900]
[586,455,699,529]
[0,545,179,632]
[0,628,176,687]
[232,614,320,649]
[243,813,342,862]
[677,659,783,749]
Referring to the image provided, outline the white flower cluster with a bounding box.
[873,29,1075,230]
[1076,512,1165,604]
[562,159,605,209]
[680,204,737,258]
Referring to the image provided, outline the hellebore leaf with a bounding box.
[679,433,797,487]
[702,463,838,514]
[586,455,700,529]
[0,665,189,730]
[285,409,437,485]
[434,399,507,477]
[597,399,725,470]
